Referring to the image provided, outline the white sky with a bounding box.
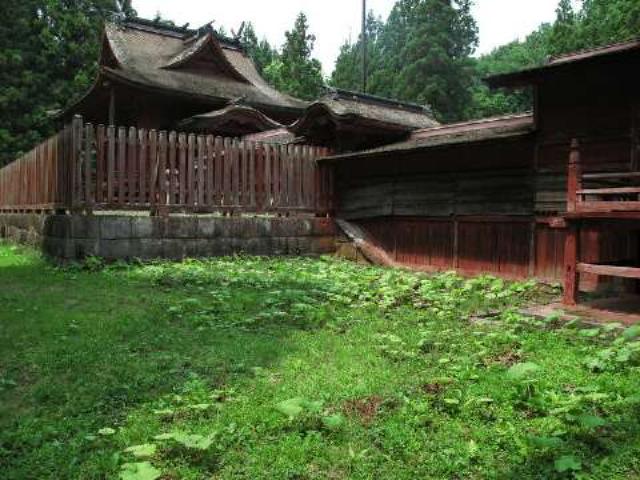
[132,0,564,75]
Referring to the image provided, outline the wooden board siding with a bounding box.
[356,216,636,288]
[336,138,535,220]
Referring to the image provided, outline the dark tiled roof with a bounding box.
[102,20,306,111]
[320,113,535,162]
[291,88,439,134]
[486,38,640,89]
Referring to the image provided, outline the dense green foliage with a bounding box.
[2,244,640,478]
[332,0,478,123]
[469,0,640,119]
[0,1,134,167]
[260,13,325,101]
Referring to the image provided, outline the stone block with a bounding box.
[70,215,99,239]
[196,218,218,238]
[99,239,132,260]
[311,237,337,255]
[100,217,132,240]
[130,217,154,239]
[167,217,197,239]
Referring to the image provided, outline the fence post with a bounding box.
[70,115,84,211]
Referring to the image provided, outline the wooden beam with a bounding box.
[578,187,640,195]
[583,172,640,180]
[577,201,640,212]
[577,263,640,279]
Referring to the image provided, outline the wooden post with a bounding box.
[563,223,580,305]
[70,115,83,211]
[566,138,582,213]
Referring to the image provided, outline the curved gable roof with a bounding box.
[291,89,439,136]
[102,20,306,112]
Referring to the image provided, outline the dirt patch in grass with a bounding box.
[421,382,446,395]
[343,395,385,425]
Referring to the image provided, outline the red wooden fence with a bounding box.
[0,116,334,215]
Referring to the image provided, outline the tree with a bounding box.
[394,0,478,122]
[264,13,324,100]
[240,22,277,75]
[331,12,384,93]
[0,0,136,166]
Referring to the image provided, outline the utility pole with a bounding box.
[362,0,368,93]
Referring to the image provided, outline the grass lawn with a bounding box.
[1,243,640,479]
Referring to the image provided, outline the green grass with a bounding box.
[1,243,640,479]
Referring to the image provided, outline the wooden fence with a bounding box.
[0,116,334,215]
[0,127,74,211]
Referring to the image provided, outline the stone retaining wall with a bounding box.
[0,214,337,261]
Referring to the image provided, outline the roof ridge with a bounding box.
[414,112,533,133]
[117,17,243,49]
[548,37,640,64]
[326,88,431,114]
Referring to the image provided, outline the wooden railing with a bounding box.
[567,138,640,215]
[0,116,334,216]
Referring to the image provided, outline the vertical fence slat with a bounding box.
[157,131,167,210]
[127,127,137,205]
[168,132,177,206]
[96,125,105,204]
[214,137,223,205]
[149,130,158,207]
[178,133,187,206]
[84,123,94,209]
[223,138,232,207]
[262,144,271,211]
[232,139,241,207]
[187,134,196,207]
[206,135,215,207]
[139,129,148,205]
[197,135,206,207]
[117,127,126,205]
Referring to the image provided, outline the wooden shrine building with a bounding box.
[62,18,306,133]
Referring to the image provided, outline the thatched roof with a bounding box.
[179,105,283,135]
[320,113,535,162]
[101,19,306,111]
[65,18,306,121]
[486,38,640,89]
[291,88,439,136]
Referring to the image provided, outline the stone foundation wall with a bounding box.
[0,214,337,261]
[0,214,47,246]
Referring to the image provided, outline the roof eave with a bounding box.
[319,129,536,164]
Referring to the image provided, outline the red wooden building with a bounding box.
[321,40,640,308]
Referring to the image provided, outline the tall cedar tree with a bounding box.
[332,0,478,122]
[240,22,277,75]
[395,0,478,122]
[263,13,324,100]
[331,12,384,93]
[0,0,135,166]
